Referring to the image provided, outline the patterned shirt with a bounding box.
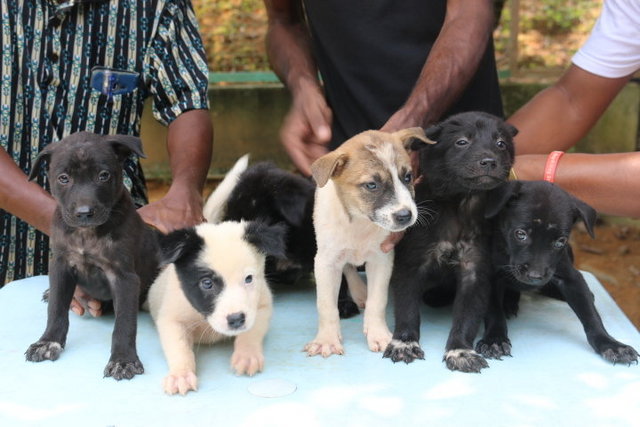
[0,0,210,284]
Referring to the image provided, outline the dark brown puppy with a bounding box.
[25,131,161,380]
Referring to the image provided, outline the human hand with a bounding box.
[138,185,204,234]
[280,84,332,176]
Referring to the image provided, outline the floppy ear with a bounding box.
[158,227,201,265]
[244,221,288,259]
[106,134,146,162]
[424,123,443,143]
[393,127,435,152]
[502,122,519,138]
[571,196,597,239]
[310,151,348,187]
[485,181,521,219]
[274,186,312,227]
[28,143,58,181]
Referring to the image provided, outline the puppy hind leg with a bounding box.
[305,257,344,357]
[339,264,367,318]
[362,254,393,352]
[25,259,76,362]
[231,290,273,376]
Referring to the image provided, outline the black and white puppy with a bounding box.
[25,131,160,380]
[384,112,516,372]
[146,221,286,395]
[477,180,639,365]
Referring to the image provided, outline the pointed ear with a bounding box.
[485,181,521,219]
[571,195,597,239]
[393,127,435,152]
[106,134,146,162]
[244,221,287,259]
[158,227,200,265]
[28,144,57,181]
[311,151,348,187]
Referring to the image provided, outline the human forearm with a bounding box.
[383,0,494,130]
[0,148,55,234]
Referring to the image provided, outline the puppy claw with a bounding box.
[600,344,639,366]
[231,348,264,376]
[304,338,344,358]
[164,371,198,395]
[383,339,425,364]
[104,357,144,380]
[475,338,512,360]
[25,341,63,362]
[364,325,392,353]
[443,349,489,373]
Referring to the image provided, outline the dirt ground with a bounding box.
[148,181,640,331]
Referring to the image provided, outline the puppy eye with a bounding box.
[514,229,528,241]
[244,274,253,285]
[402,171,412,184]
[496,140,506,149]
[363,182,377,191]
[199,278,213,290]
[57,173,70,184]
[98,171,111,182]
[553,237,568,249]
[455,139,469,146]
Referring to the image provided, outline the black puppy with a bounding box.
[220,161,360,318]
[477,180,639,365]
[25,132,161,380]
[384,111,516,372]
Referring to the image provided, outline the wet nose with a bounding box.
[393,209,413,225]
[75,205,95,219]
[227,312,246,329]
[479,157,497,169]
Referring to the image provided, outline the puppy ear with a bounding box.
[485,181,521,219]
[311,151,348,187]
[158,227,201,265]
[28,143,57,181]
[275,187,311,227]
[503,122,519,138]
[423,123,443,143]
[571,196,597,239]
[393,127,435,152]
[106,134,146,161]
[244,221,287,259]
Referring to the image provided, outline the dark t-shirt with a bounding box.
[303,0,504,148]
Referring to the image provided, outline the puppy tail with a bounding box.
[203,154,250,223]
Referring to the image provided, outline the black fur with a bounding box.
[222,161,360,318]
[384,112,516,372]
[24,132,160,380]
[477,180,639,365]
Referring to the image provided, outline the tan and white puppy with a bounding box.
[146,221,286,395]
[305,128,434,357]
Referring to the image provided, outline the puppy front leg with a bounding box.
[25,257,75,362]
[104,272,144,380]
[558,268,639,365]
[231,289,273,376]
[362,252,393,352]
[304,255,344,357]
[476,277,512,359]
[156,317,198,395]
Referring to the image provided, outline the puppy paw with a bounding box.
[383,339,424,364]
[363,324,392,352]
[443,349,489,373]
[304,334,344,357]
[163,371,198,395]
[231,348,264,376]
[104,357,144,380]
[25,341,63,362]
[475,337,512,360]
[599,344,639,366]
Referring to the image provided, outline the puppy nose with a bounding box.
[525,269,545,283]
[393,209,413,225]
[75,205,95,218]
[479,158,497,169]
[227,312,246,329]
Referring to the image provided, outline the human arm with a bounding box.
[264,0,331,176]
[509,65,632,155]
[381,0,495,132]
[137,109,213,233]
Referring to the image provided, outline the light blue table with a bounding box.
[1,273,638,427]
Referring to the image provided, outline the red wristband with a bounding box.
[543,151,564,183]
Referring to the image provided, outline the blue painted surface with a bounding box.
[1,274,639,426]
